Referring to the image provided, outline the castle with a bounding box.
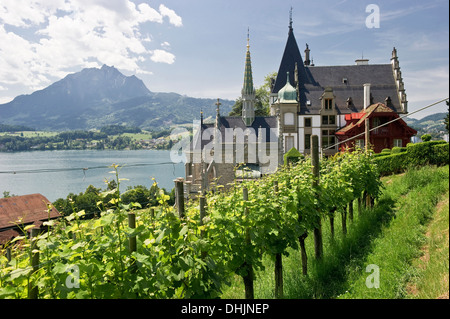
[183,16,416,195]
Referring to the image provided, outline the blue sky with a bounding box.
[0,0,448,119]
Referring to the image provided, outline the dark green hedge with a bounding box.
[374,141,449,176]
[374,152,408,176]
[406,140,447,166]
[391,146,407,154]
[433,143,450,165]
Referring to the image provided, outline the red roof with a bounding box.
[0,229,20,245]
[0,193,61,230]
[336,102,416,136]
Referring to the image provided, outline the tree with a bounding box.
[421,134,432,142]
[229,72,277,117]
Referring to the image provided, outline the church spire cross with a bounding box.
[215,98,221,114]
[247,27,250,49]
[241,28,256,126]
[289,7,293,30]
[242,29,254,96]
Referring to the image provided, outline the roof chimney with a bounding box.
[355,58,369,65]
[364,83,371,110]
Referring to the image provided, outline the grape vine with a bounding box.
[0,150,381,299]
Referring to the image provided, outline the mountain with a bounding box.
[0,65,233,131]
[405,112,448,140]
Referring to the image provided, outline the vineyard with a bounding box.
[0,149,382,299]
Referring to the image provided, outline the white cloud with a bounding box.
[0,0,182,92]
[150,49,175,64]
[159,4,183,27]
[137,3,163,24]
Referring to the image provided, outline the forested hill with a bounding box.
[405,112,447,140]
[0,65,233,131]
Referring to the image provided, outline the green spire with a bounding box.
[242,28,255,96]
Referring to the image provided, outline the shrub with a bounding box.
[381,148,391,154]
[391,146,406,154]
[374,141,449,175]
[284,147,304,165]
[374,152,408,176]
[432,143,449,166]
[421,134,432,142]
[407,140,447,166]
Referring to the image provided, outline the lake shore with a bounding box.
[0,149,184,202]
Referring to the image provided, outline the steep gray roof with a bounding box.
[218,116,278,142]
[272,26,402,115]
[272,27,312,94]
[302,64,401,115]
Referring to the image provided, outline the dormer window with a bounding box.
[346,97,353,108]
[321,87,335,111]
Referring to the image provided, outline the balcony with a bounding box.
[371,127,390,136]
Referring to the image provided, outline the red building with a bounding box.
[0,193,61,245]
[335,102,417,153]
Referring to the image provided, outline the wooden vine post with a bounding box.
[174,178,185,218]
[298,231,308,275]
[341,205,347,236]
[298,188,308,275]
[311,135,323,259]
[365,118,370,153]
[242,187,254,299]
[358,196,362,215]
[28,228,40,299]
[364,118,372,208]
[6,247,11,262]
[348,200,354,222]
[128,212,137,273]
[273,180,283,299]
[199,195,207,258]
[199,196,206,236]
[329,207,336,239]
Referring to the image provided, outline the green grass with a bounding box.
[121,131,153,141]
[406,190,449,299]
[0,131,58,138]
[220,165,449,299]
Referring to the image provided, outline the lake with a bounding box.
[0,150,185,202]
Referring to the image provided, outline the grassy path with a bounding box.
[406,190,449,299]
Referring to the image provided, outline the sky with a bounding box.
[0,0,448,119]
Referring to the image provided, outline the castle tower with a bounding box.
[270,8,308,109]
[391,47,408,113]
[241,28,256,126]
